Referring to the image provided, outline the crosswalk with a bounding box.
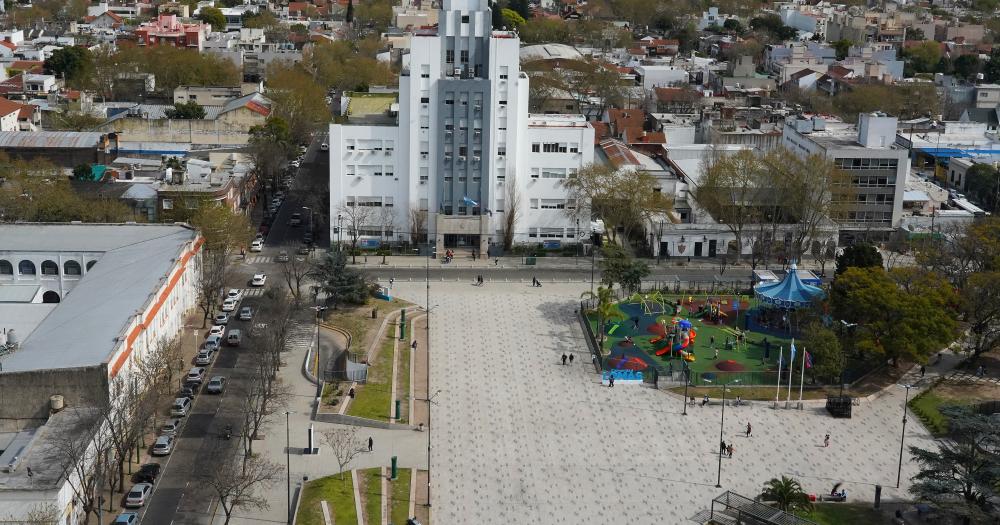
[245,255,271,264]
[240,287,265,298]
[285,321,314,351]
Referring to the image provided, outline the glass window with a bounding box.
[0,260,12,275]
[18,260,36,275]
[41,260,58,276]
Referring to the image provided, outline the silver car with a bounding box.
[151,435,174,456]
[206,376,227,394]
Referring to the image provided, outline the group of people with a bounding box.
[560,353,575,365]
[719,440,735,458]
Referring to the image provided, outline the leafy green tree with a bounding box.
[490,0,503,29]
[964,163,999,213]
[265,62,329,143]
[983,49,1000,82]
[599,245,650,294]
[801,323,842,382]
[501,8,526,28]
[197,6,227,31]
[51,111,105,131]
[562,162,673,245]
[905,41,942,73]
[963,271,1000,357]
[831,267,958,365]
[581,286,624,348]
[508,0,531,20]
[312,251,371,309]
[165,100,207,120]
[722,18,742,34]
[44,46,92,87]
[835,244,882,275]
[247,116,295,197]
[759,476,812,513]
[72,164,91,180]
[953,54,982,80]
[909,407,1000,524]
[833,39,853,60]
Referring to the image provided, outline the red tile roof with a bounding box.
[591,121,610,144]
[607,108,644,135]
[0,97,26,117]
[8,61,43,73]
[0,41,16,51]
[623,128,666,145]
[599,138,640,169]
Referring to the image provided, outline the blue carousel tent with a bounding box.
[754,263,824,309]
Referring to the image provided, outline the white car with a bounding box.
[195,349,213,366]
[208,325,225,337]
[290,160,301,168]
[124,483,153,508]
[239,306,253,321]
[251,274,266,287]
[161,418,182,436]
[215,312,230,325]
[221,298,238,312]
[226,288,243,302]
[185,367,206,384]
[250,239,263,252]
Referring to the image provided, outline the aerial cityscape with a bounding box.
[0,0,998,524]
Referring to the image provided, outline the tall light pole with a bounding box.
[714,378,739,488]
[896,384,913,489]
[425,249,432,508]
[681,365,690,416]
[337,214,343,251]
[285,410,294,524]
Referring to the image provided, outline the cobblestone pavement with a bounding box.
[390,282,938,525]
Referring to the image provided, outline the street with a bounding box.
[138,135,329,525]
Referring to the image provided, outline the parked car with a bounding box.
[186,367,207,384]
[297,245,310,255]
[195,349,213,366]
[112,512,139,525]
[239,306,253,321]
[124,483,153,508]
[215,312,230,324]
[251,274,267,286]
[227,288,243,302]
[221,298,238,312]
[133,463,162,484]
[170,397,192,416]
[250,239,264,252]
[151,435,174,456]
[208,325,225,337]
[178,384,197,400]
[206,376,227,394]
[290,213,302,226]
[290,160,301,168]
[204,334,222,350]
[276,250,289,262]
[160,419,182,436]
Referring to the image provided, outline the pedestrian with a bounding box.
[920,365,925,378]
[411,340,417,350]
[668,362,674,378]
[710,335,715,347]
[746,422,752,438]
[368,437,373,452]
[494,258,499,266]
[823,434,830,447]
[608,374,614,388]
[714,348,719,360]
[702,394,709,407]
[569,354,574,364]
[977,365,985,377]
[727,444,733,458]
[389,277,394,288]
[720,440,727,454]
[561,353,567,365]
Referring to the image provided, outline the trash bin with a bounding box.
[524,256,537,265]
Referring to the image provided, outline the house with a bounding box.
[134,14,210,51]
[85,11,124,30]
[0,97,22,131]
[0,131,117,168]
[636,37,679,57]
[697,7,738,31]
[653,87,701,113]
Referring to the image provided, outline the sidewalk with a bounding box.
[216,311,427,524]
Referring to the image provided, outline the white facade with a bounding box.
[329,0,594,252]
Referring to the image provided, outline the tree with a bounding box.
[811,239,836,276]
[562,162,673,244]
[265,62,329,144]
[963,272,1000,358]
[600,245,650,293]
[509,0,531,20]
[312,250,370,309]
[490,0,503,29]
[964,164,1000,213]
[50,110,105,131]
[835,244,882,275]
[830,267,958,366]
[906,41,942,73]
[909,407,1000,524]
[581,286,624,348]
[409,207,428,245]
[337,203,376,264]
[984,49,1000,83]
[759,476,813,513]
[165,100,207,119]
[197,6,227,31]
[322,427,366,480]
[501,8,526,29]
[247,116,295,198]
[801,323,843,383]
[204,441,281,524]
[723,18,743,34]
[953,54,982,81]
[189,204,252,326]
[280,250,312,306]
[832,39,853,61]
[44,46,92,87]
[503,183,521,251]
[694,149,765,263]
[560,58,628,119]
[51,409,109,524]
[240,291,293,460]
[307,40,397,92]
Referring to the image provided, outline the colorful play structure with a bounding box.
[653,318,697,361]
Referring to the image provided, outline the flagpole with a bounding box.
[774,346,783,409]
[798,347,806,409]
[785,344,794,409]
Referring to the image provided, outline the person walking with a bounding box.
[568,354,574,364]
[714,348,720,360]
[368,437,374,452]
[727,444,734,458]
[389,277,394,288]
[411,340,417,351]
[720,440,727,454]
[608,374,614,388]
[494,258,499,266]
[920,365,926,378]
[823,434,830,447]
[746,422,752,438]
[561,353,567,365]
[710,335,715,347]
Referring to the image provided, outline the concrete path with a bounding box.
[385,282,938,525]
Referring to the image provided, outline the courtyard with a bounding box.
[389,282,937,524]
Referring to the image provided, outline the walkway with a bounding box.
[386,282,939,525]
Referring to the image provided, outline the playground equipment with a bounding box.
[628,291,671,316]
[654,318,697,361]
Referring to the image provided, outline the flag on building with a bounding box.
[805,350,813,369]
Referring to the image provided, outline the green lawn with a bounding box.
[908,388,950,436]
[389,470,412,524]
[297,473,357,525]
[347,330,395,421]
[397,334,411,424]
[361,468,382,524]
[797,503,893,524]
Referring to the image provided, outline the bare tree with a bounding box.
[203,441,281,525]
[337,204,377,264]
[321,427,366,480]
[503,183,521,251]
[694,148,765,264]
[280,251,311,305]
[377,207,396,245]
[196,249,227,328]
[2,501,61,524]
[408,207,428,245]
[240,290,293,460]
[50,409,107,525]
[134,336,184,436]
[101,374,147,499]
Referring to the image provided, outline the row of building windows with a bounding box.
[0,259,95,276]
[527,227,576,238]
[530,167,578,179]
[345,196,394,207]
[531,142,581,153]
[529,198,577,210]
[344,165,394,177]
[835,158,899,170]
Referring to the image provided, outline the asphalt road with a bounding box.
[139,136,329,525]
[359,266,757,284]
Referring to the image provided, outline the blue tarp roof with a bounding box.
[915,147,1000,159]
[754,264,824,309]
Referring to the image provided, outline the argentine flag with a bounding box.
[462,196,479,207]
[789,339,797,365]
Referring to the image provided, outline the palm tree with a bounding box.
[581,287,624,349]
[759,476,813,513]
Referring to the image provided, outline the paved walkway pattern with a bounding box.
[388,282,938,524]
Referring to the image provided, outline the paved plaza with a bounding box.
[389,282,937,525]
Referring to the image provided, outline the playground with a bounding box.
[589,293,796,383]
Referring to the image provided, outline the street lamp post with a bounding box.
[285,410,294,524]
[337,214,343,251]
[425,250,432,508]
[682,366,690,416]
[715,379,739,488]
[896,384,913,489]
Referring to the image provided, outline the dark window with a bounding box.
[0,260,11,275]
[460,50,469,63]
[19,260,36,275]
[420,97,429,103]
[64,260,82,276]
[40,260,58,276]
[461,15,469,23]
[498,100,507,105]
[42,290,60,303]
[86,260,97,271]
[531,143,540,152]
[446,50,454,63]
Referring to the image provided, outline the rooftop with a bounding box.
[0,407,101,490]
[0,224,199,373]
[0,131,105,149]
[527,113,590,128]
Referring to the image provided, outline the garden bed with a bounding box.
[297,472,357,525]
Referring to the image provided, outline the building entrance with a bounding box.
[443,234,480,248]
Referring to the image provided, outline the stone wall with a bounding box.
[0,366,108,430]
